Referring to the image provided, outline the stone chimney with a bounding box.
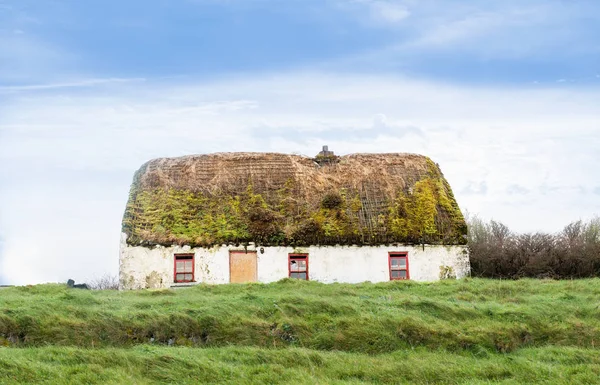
[318,145,334,157]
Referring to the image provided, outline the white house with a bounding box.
[119,149,470,289]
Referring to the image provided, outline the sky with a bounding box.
[0,0,599,285]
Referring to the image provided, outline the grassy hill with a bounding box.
[1,278,600,384]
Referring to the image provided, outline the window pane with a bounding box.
[290,259,307,272]
[391,270,400,278]
[399,270,407,278]
[290,260,299,271]
[297,260,306,271]
[290,259,307,271]
[391,257,406,268]
[176,273,193,282]
[177,260,193,273]
[291,272,307,280]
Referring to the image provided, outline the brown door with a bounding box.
[229,251,258,283]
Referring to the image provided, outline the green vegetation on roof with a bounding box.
[122,153,467,247]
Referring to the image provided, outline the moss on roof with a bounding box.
[122,152,467,247]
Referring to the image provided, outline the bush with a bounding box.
[247,207,282,242]
[88,274,119,290]
[468,216,600,279]
[321,192,343,209]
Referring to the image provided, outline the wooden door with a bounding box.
[229,251,257,283]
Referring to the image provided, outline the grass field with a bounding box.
[1,278,600,384]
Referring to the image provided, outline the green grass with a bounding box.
[1,345,599,384]
[1,278,600,383]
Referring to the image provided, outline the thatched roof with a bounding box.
[122,152,466,247]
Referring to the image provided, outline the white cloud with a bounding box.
[337,0,411,25]
[0,77,146,92]
[366,1,410,23]
[1,72,599,284]
[335,0,600,60]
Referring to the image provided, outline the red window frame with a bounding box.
[388,252,409,280]
[174,253,195,283]
[288,253,309,280]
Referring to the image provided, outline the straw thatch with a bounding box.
[122,152,466,247]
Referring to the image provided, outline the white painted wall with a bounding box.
[119,233,470,289]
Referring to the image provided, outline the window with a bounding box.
[289,254,308,280]
[174,254,194,283]
[389,252,409,280]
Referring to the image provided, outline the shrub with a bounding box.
[321,192,343,209]
[88,275,120,290]
[467,215,600,279]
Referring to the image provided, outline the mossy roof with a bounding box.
[122,152,467,247]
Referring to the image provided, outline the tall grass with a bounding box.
[1,279,600,354]
[1,345,599,384]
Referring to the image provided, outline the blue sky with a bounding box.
[3,0,600,85]
[1,0,599,284]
